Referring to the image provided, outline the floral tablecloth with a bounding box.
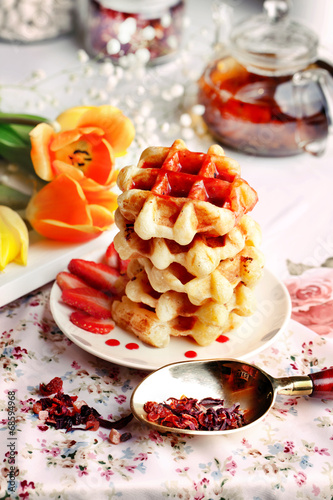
[1,265,333,500]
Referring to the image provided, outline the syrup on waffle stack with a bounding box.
[112,139,264,348]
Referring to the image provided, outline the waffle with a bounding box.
[112,139,263,348]
[127,242,264,306]
[116,139,258,245]
[111,280,253,348]
[114,210,262,277]
[125,265,256,320]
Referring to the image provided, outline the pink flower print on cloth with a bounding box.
[285,267,333,336]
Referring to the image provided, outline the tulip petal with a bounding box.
[30,123,56,181]
[56,105,135,156]
[83,186,118,212]
[26,174,114,242]
[0,205,29,270]
[50,129,83,151]
[26,174,90,235]
[0,223,17,270]
[28,174,90,223]
[75,136,115,185]
[79,176,117,192]
[77,177,118,216]
[50,127,105,152]
[55,106,95,129]
[28,218,109,242]
[79,106,135,156]
[52,160,85,180]
[49,132,115,186]
[87,204,115,229]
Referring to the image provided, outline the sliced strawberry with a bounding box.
[104,242,120,269]
[61,287,112,318]
[119,258,130,275]
[56,271,90,291]
[70,311,115,335]
[105,242,130,275]
[68,259,120,293]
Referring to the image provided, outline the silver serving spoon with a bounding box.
[130,359,333,435]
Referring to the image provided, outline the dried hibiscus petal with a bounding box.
[160,414,181,428]
[32,378,132,436]
[120,432,132,442]
[39,377,63,396]
[143,396,246,431]
[143,401,173,422]
[33,402,43,413]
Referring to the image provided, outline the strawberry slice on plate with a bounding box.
[61,287,112,318]
[70,311,115,334]
[68,259,120,294]
[56,271,90,291]
[105,242,130,275]
[118,257,130,276]
[104,242,120,269]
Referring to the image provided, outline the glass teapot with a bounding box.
[198,0,333,157]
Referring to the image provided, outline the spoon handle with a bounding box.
[308,368,333,399]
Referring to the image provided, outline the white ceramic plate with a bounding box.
[0,226,118,308]
[50,247,292,371]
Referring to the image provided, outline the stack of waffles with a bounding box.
[112,139,264,348]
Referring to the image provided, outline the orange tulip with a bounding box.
[26,105,135,242]
[26,174,115,242]
[29,105,135,184]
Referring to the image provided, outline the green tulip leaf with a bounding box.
[0,112,49,169]
[0,141,33,170]
[0,184,31,210]
[0,112,47,126]
[0,123,31,146]
[0,124,33,169]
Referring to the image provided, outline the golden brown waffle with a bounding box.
[125,265,256,319]
[127,243,264,306]
[116,139,258,245]
[114,210,262,277]
[111,259,258,347]
[111,280,254,348]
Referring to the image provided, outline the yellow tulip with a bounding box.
[0,206,29,270]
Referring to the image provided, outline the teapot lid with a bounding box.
[229,0,318,75]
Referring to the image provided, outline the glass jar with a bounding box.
[78,0,185,65]
[0,0,74,43]
[198,0,333,157]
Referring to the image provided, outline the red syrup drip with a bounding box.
[105,339,120,346]
[184,350,197,358]
[216,335,229,343]
[125,343,139,350]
